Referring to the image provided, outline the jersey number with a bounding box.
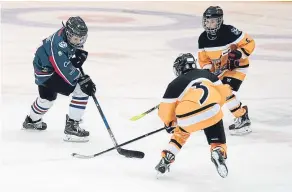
[193,82,209,105]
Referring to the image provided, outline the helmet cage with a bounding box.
[202,16,223,35]
[65,28,88,48]
[63,17,88,48]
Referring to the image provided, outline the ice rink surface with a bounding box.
[1,1,292,192]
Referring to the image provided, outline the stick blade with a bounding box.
[130,114,145,121]
[118,148,145,159]
[72,153,95,159]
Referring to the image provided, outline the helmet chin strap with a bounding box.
[207,32,217,40]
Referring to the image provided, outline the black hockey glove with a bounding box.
[71,49,88,68]
[78,75,96,96]
[165,126,175,134]
[164,122,175,134]
[227,50,242,71]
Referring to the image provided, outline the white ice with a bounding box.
[1,2,292,192]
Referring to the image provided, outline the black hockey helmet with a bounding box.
[202,6,223,39]
[173,53,197,76]
[63,16,88,48]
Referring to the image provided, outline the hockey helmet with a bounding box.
[63,16,88,48]
[173,53,197,76]
[202,6,223,38]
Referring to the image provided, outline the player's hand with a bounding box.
[165,126,175,134]
[78,75,96,96]
[164,122,176,134]
[227,50,242,70]
[71,49,88,68]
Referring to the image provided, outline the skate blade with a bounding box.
[21,127,46,132]
[156,171,163,179]
[155,165,169,179]
[63,134,89,143]
[211,151,228,178]
[230,126,252,136]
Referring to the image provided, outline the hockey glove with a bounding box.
[71,49,88,68]
[164,121,176,134]
[227,50,242,71]
[165,125,175,134]
[78,75,96,96]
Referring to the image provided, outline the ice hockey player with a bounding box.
[198,6,255,135]
[155,53,232,178]
[22,16,96,142]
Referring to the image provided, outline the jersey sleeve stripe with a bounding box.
[49,33,73,86]
[231,32,245,44]
[240,48,250,56]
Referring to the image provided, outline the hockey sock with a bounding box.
[30,97,54,121]
[226,94,246,118]
[69,84,89,121]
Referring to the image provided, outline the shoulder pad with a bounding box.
[52,33,69,50]
[222,24,242,36]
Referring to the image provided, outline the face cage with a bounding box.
[173,64,193,76]
[173,57,196,76]
[173,66,181,76]
[202,16,223,35]
[66,30,88,48]
[173,61,183,76]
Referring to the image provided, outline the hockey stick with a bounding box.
[72,127,166,159]
[79,67,144,159]
[130,105,159,121]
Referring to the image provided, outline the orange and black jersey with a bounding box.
[198,24,255,73]
[158,69,225,126]
[162,69,220,101]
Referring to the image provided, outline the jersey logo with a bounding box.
[59,41,67,48]
[64,61,71,67]
[211,54,222,69]
[69,66,76,75]
[231,27,241,35]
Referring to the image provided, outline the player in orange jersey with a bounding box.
[155,53,232,178]
[198,6,255,135]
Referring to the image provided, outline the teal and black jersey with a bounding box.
[33,27,81,86]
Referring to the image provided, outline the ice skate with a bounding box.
[22,115,47,131]
[211,147,228,178]
[229,106,251,136]
[66,114,83,124]
[155,150,175,178]
[64,117,89,142]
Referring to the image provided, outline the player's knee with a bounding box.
[204,120,226,144]
[40,92,57,101]
[222,77,242,91]
[38,85,57,101]
[37,97,55,108]
[72,84,89,97]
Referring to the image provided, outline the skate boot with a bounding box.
[22,115,47,130]
[211,147,228,178]
[229,106,251,136]
[66,114,83,124]
[155,150,175,175]
[64,117,89,142]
